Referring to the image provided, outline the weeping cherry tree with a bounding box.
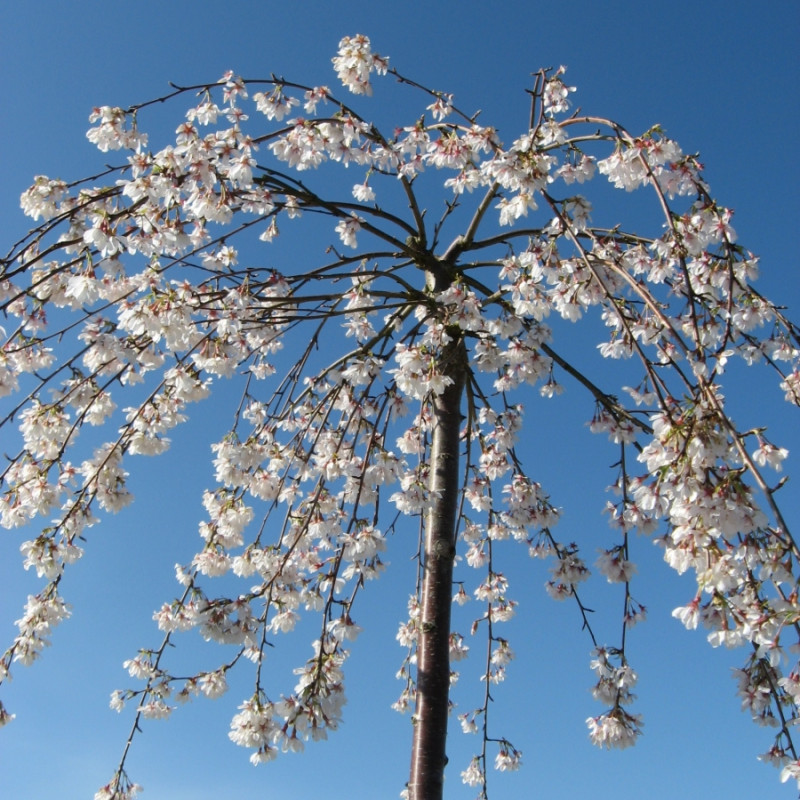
[1,34,799,800]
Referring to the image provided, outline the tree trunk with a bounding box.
[408,334,466,800]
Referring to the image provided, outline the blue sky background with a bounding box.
[1,1,799,798]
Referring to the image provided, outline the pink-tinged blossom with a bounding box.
[557,155,596,185]
[671,598,701,630]
[352,181,375,202]
[781,761,800,787]
[461,756,484,787]
[453,586,470,605]
[449,633,470,661]
[465,542,488,569]
[597,147,648,192]
[586,708,643,749]
[543,67,575,115]
[141,700,173,720]
[94,772,142,800]
[332,35,388,95]
[426,93,453,121]
[495,744,522,771]
[86,106,148,152]
[253,88,299,121]
[780,370,800,405]
[20,176,67,220]
[458,712,478,734]
[488,600,517,623]
[752,438,789,471]
[13,592,71,666]
[595,549,637,583]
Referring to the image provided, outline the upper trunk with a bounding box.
[407,332,466,800]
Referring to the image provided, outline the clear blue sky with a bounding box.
[1,1,798,798]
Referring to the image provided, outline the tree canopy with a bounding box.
[1,33,798,799]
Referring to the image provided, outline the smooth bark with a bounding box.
[408,333,466,800]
